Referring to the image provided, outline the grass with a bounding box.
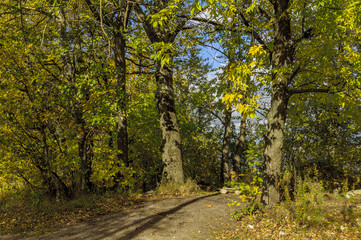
[215,187,361,239]
[0,178,202,235]
[0,190,144,235]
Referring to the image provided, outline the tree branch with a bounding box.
[127,71,154,75]
[84,0,113,26]
[289,88,330,95]
[237,11,270,53]
[126,57,154,68]
[189,17,224,29]
[206,109,225,125]
[294,28,314,44]
[258,6,271,20]
[133,3,160,43]
[288,65,301,84]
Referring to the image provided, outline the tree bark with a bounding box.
[78,130,93,193]
[84,0,132,186]
[262,84,289,206]
[156,62,184,184]
[57,8,94,194]
[134,3,185,184]
[220,108,232,185]
[114,30,129,167]
[261,0,294,207]
[233,114,246,181]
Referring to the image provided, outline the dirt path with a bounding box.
[1,193,242,240]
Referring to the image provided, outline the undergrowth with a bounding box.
[216,176,361,239]
[156,178,201,196]
[0,188,142,234]
[0,178,202,234]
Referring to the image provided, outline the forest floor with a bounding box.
[1,191,361,239]
[0,193,242,240]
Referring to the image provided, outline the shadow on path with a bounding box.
[117,193,220,240]
[6,193,227,240]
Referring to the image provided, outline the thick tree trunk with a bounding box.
[262,84,289,206]
[221,108,232,185]
[156,63,184,184]
[114,31,129,167]
[261,0,294,207]
[133,2,185,184]
[233,114,246,181]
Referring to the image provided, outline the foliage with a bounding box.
[284,93,361,191]
[0,189,142,234]
[216,181,361,239]
[229,156,264,218]
[222,44,266,118]
[0,0,361,236]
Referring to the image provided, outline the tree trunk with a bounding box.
[57,7,94,194]
[221,108,232,185]
[156,62,184,184]
[114,30,129,167]
[134,3,186,184]
[40,120,70,199]
[261,0,294,207]
[233,114,246,181]
[77,126,94,193]
[262,84,289,207]
[74,104,94,193]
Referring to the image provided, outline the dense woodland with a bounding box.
[0,0,360,209]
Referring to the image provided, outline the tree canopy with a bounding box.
[0,0,360,207]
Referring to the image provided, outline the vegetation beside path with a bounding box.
[217,181,361,239]
[1,180,361,239]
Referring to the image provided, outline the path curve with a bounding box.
[1,193,241,240]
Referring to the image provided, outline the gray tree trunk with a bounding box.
[84,0,132,186]
[156,62,184,184]
[233,114,246,181]
[221,108,232,185]
[114,30,129,167]
[77,126,94,193]
[39,119,70,199]
[261,0,294,207]
[134,3,186,184]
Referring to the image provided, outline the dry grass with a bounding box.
[155,178,201,196]
[215,192,361,239]
[0,191,144,234]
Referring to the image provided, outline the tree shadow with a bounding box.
[116,193,220,240]
[8,193,221,240]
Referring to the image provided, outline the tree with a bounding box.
[84,0,132,171]
[133,0,191,184]
[198,0,361,207]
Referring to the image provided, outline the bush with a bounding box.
[156,179,201,196]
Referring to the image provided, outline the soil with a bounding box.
[0,193,242,240]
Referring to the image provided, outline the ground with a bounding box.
[0,193,241,240]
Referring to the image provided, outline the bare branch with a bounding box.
[127,71,154,75]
